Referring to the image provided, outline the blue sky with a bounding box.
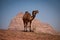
[0,0,60,32]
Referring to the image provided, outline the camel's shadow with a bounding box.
[20,30,34,32]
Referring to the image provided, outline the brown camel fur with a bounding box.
[23,10,39,32]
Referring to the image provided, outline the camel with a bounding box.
[23,10,39,32]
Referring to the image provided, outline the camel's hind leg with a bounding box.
[24,22,28,32]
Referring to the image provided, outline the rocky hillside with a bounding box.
[0,12,60,40]
[0,30,60,40]
[8,12,56,34]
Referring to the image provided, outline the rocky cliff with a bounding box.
[8,12,56,34]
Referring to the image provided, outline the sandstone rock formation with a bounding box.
[8,12,56,34]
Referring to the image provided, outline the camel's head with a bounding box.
[32,10,39,15]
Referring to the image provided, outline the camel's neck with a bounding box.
[32,15,36,19]
[31,14,36,20]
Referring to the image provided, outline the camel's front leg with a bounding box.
[29,21,32,32]
[24,22,28,32]
[24,25,26,32]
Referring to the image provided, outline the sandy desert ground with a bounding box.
[0,29,60,40]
